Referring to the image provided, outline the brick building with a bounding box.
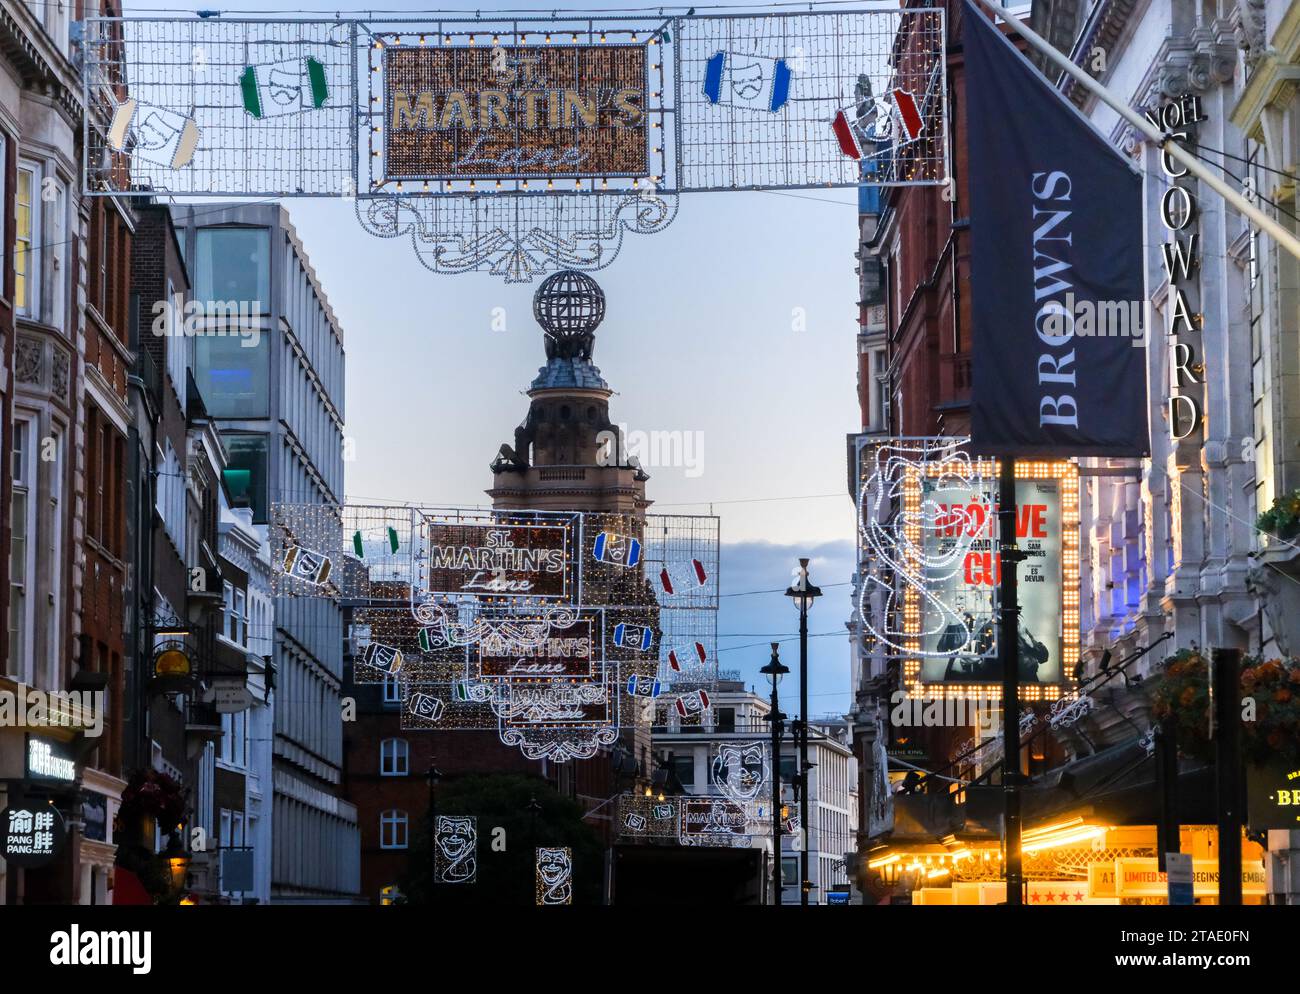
[847,0,993,900]
[0,0,133,904]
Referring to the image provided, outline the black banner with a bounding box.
[964,2,1149,457]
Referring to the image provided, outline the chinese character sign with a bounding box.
[2,805,67,869]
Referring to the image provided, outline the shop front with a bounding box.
[0,688,116,904]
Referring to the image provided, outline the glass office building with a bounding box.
[172,204,359,902]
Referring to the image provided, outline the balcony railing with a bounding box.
[538,467,587,481]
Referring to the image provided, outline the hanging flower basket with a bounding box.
[1240,658,1300,765]
[118,768,188,831]
[1150,649,1213,761]
[113,769,191,906]
[1150,650,1300,766]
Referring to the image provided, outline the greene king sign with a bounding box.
[384,44,649,180]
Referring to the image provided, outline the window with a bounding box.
[380,810,408,850]
[380,738,409,776]
[223,581,234,634]
[43,427,62,689]
[194,333,270,420]
[221,433,270,522]
[781,857,799,885]
[157,439,185,550]
[670,754,695,787]
[714,707,736,733]
[779,756,798,782]
[221,710,247,768]
[97,203,109,317]
[0,133,6,296]
[233,588,247,645]
[8,417,36,681]
[195,227,270,307]
[15,161,40,317]
[50,181,67,330]
[382,673,403,706]
[165,280,189,407]
[48,0,70,56]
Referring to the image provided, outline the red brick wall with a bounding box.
[345,698,541,902]
[888,0,974,439]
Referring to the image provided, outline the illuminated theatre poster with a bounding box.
[856,438,1079,703]
[272,504,718,762]
[83,9,949,282]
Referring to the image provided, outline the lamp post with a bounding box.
[426,762,442,898]
[785,558,821,907]
[761,642,790,906]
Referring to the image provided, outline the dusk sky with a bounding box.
[127,0,864,713]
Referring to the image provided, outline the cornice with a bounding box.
[1231,54,1300,140]
[0,6,83,125]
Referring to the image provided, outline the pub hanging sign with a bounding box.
[1247,759,1300,831]
[384,43,650,181]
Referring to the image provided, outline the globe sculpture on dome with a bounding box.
[534,270,606,361]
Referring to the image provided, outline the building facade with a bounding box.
[654,678,858,904]
[850,0,1293,904]
[847,0,976,899]
[171,203,358,902]
[1218,0,1300,902]
[0,0,132,905]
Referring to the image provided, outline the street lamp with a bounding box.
[426,762,442,897]
[784,558,821,907]
[760,642,789,906]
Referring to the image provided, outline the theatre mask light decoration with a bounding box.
[434,816,478,884]
[711,741,768,806]
[535,847,574,905]
[271,503,718,763]
[83,10,948,281]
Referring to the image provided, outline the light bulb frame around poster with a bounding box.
[855,437,1079,704]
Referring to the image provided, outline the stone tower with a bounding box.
[487,270,651,514]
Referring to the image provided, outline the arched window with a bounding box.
[560,405,570,420]
[380,738,409,776]
[380,810,408,849]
